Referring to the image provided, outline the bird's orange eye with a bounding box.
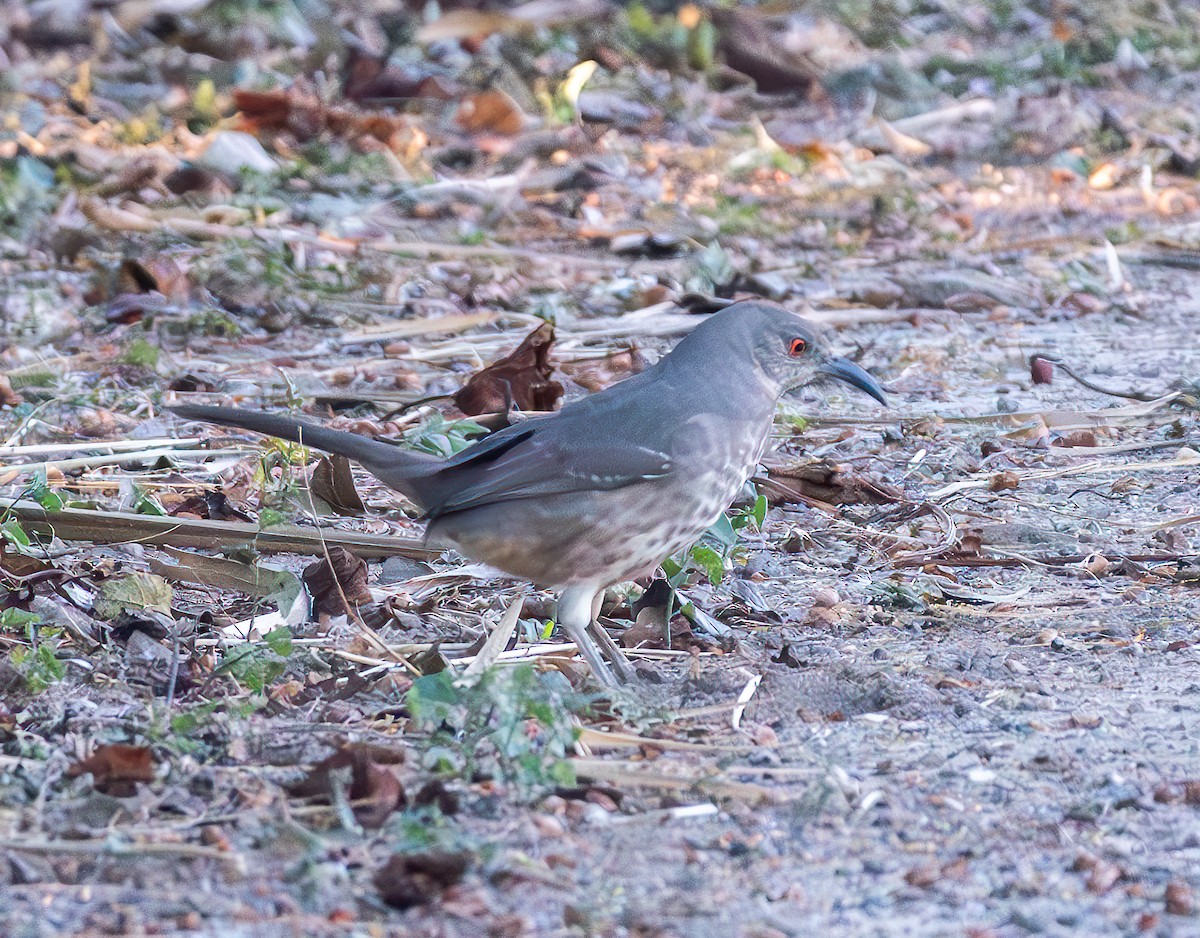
[789,338,808,356]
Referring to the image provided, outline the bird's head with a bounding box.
[693,300,887,404]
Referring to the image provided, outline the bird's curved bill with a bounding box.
[819,357,887,405]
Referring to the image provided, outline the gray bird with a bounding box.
[171,300,885,686]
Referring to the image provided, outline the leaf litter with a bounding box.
[0,1,1199,935]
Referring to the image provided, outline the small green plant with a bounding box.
[23,472,62,511]
[213,626,293,693]
[406,665,588,795]
[7,615,63,693]
[122,337,160,368]
[1,517,33,550]
[252,438,311,521]
[664,493,768,587]
[131,485,167,516]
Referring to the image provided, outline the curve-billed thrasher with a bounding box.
[172,300,885,686]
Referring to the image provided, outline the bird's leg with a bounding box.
[587,591,638,684]
[557,586,620,687]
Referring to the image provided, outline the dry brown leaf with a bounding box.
[988,471,1020,492]
[303,546,371,616]
[563,347,647,392]
[311,455,366,516]
[0,375,23,408]
[234,87,416,150]
[67,743,155,796]
[453,322,563,416]
[456,90,526,136]
[1053,430,1098,448]
[166,491,254,523]
[287,744,406,829]
[1030,356,1054,385]
[374,850,472,909]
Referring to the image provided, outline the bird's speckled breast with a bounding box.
[428,412,774,588]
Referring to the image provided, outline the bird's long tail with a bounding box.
[171,404,439,507]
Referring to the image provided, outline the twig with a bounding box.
[0,447,229,476]
[363,237,646,270]
[0,499,435,558]
[893,550,1190,569]
[339,310,498,346]
[1033,356,1158,402]
[0,837,240,863]
[0,437,202,458]
[571,758,776,803]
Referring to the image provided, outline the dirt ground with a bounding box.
[2,2,1200,936]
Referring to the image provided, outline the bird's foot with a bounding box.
[587,618,639,685]
[560,619,622,688]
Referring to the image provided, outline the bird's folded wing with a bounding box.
[425,436,673,516]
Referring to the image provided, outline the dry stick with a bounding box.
[0,837,238,862]
[0,499,434,559]
[460,595,525,680]
[570,758,776,803]
[1035,357,1160,402]
[339,310,499,346]
[362,237,654,270]
[0,447,226,476]
[929,451,1200,501]
[0,437,203,458]
[892,550,1189,570]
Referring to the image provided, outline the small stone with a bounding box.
[531,814,565,839]
[811,587,840,608]
[1165,880,1195,916]
[904,862,940,888]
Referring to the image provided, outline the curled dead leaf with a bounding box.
[303,546,371,616]
[1030,356,1055,385]
[563,347,647,392]
[0,375,22,407]
[453,322,563,416]
[1166,880,1195,916]
[311,455,366,516]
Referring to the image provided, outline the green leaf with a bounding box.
[132,487,166,516]
[0,607,40,631]
[1,519,30,547]
[258,507,286,529]
[705,511,738,547]
[689,545,725,585]
[122,337,160,368]
[408,671,459,722]
[264,626,293,657]
[548,759,577,787]
[752,493,768,530]
[26,471,63,511]
[94,573,174,619]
